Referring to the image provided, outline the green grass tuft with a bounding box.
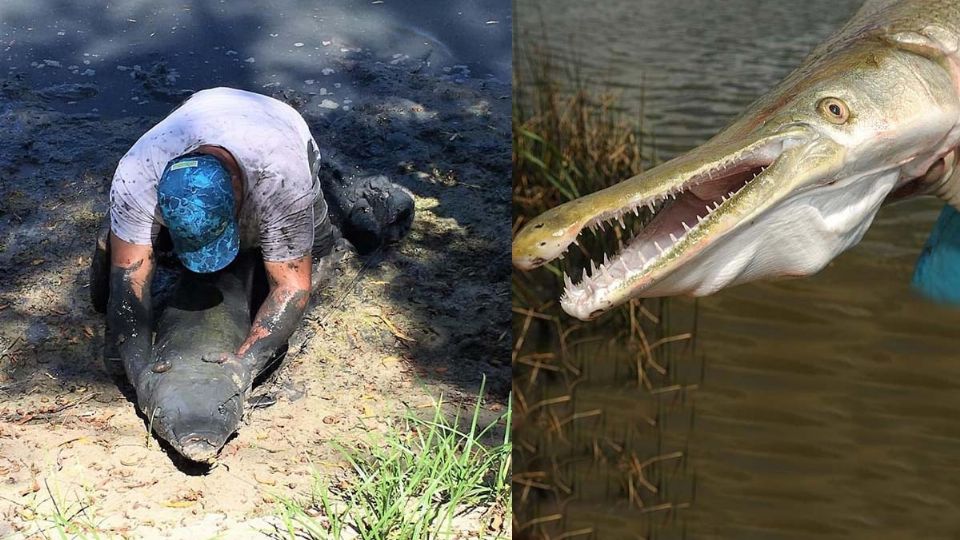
[273,381,511,540]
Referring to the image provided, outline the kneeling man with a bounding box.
[104,87,328,381]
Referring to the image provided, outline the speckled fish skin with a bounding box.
[514,0,960,320]
[133,251,258,463]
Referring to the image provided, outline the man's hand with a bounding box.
[106,233,156,382]
[234,255,311,372]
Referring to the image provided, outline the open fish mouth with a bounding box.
[514,128,812,319]
[562,164,771,301]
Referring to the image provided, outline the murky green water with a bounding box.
[515,1,960,538]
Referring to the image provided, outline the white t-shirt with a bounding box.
[110,87,323,262]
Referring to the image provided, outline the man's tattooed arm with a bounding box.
[106,234,155,382]
[232,255,311,372]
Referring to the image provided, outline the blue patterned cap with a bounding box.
[158,154,240,273]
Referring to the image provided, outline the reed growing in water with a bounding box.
[512,44,699,539]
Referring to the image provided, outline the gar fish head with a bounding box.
[513,39,960,320]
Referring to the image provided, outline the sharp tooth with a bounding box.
[573,238,579,246]
[647,203,655,212]
[633,207,640,216]
[654,241,664,254]
[669,233,678,243]
[697,214,704,223]
[564,273,573,289]
[728,191,735,197]
[590,259,598,276]
[682,221,691,232]
[705,205,712,214]
[603,253,610,266]
[617,216,625,228]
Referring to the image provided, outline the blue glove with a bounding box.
[912,204,960,305]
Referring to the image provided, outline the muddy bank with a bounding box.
[0,18,510,536]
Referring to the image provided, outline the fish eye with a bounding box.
[817,97,850,124]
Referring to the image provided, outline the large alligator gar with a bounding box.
[513,0,960,320]
[133,251,263,463]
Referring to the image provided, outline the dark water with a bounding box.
[516,1,960,538]
[0,0,510,117]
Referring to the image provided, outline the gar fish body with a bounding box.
[134,252,260,463]
[514,0,960,320]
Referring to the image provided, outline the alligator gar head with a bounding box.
[514,37,960,320]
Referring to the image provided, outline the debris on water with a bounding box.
[321,68,335,76]
[294,42,305,47]
[37,83,99,102]
[441,64,471,83]
[319,87,327,95]
[322,40,332,46]
[225,50,238,56]
[304,79,315,85]
[485,20,499,25]
[244,57,255,63]
[318,99,339,109]
[42,59,61,68]
[128,61,191,103]
[81,69,95,77]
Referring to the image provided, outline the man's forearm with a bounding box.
[106,261,153,381]
[236,285,309,371]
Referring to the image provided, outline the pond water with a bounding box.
[0,0,510,117]
[515,1,960,538]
